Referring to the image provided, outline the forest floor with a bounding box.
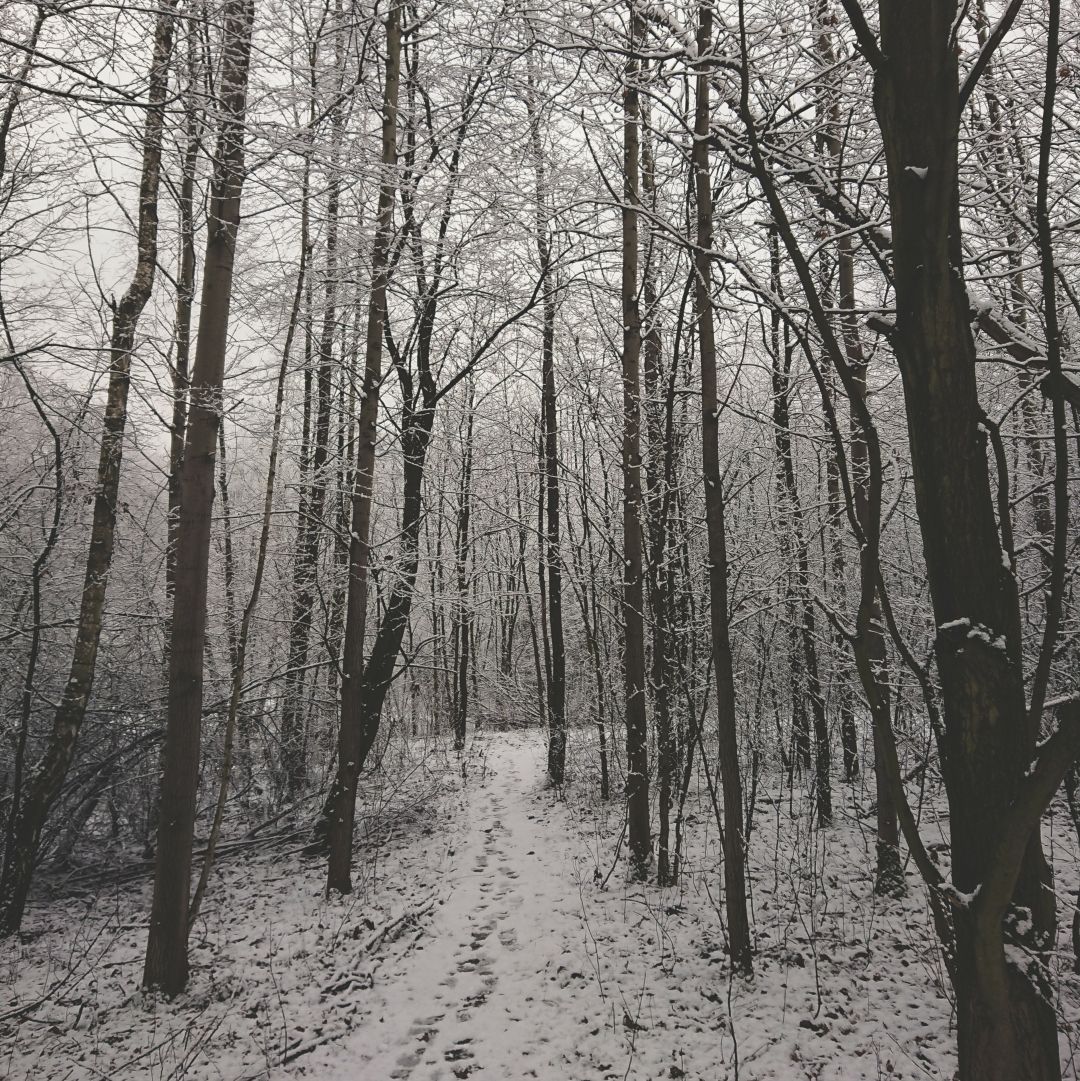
[3,729,1079,1080]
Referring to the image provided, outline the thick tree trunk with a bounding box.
[0,1,176,937]
[620,5,651,879]
[143,0,254,995]
[694,0,752,974]
[872,2,1059,1076]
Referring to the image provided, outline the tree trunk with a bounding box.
[640,102,676,884]
[871,2,1059,1075]
[840,238,903,894]
[620,5,651,879]
[279,26,344,796]
[452,388,475,751]
[187,165,308,926]
[526,68,566,786]
[767,228,832,825]
[166,15,200,621]
[0,1,176,936]
[143,0,254,994]
[694,0,752,974]
[325,1,401,893]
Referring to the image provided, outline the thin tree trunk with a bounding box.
[187,160,310,926]
[839,239,903,894]
[0,1,177,936]
[515,464,547,728]
[325,1,401,895]
[166,14,200,619]
[767,229,832,825]
[694,0,752,973]
[640,101,676,883]
[525,65,566,785]
[452,387,475,751]
[621,4,651,879]
[279,20,344,798]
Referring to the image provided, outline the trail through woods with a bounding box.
[4,731,1079,1079]
[309,737,596,1079]
[291,733,969,1081]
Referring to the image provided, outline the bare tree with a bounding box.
[0,0,177,937]
[144,0,255,994]
[324,0,401,896]
[620,1,651,880]
[693,0,752,974]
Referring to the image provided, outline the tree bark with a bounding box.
[525,64,566,786]
[279,18,345,796]
[187,165,309,926]
[166,15,200,622]
[0,0,177,936]
[452,387,475,751]
[767,228,832,825]
[640,100,676,883]
[694,0,752,974]
[143,0,254,994]
[324,0,399,893]
[620,3,651,879]
[870,1,1060,1075]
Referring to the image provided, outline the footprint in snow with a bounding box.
[446,1038,479,1077]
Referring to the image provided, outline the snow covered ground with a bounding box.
[3,730,1079,1079]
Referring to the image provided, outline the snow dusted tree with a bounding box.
[856,1,1075,1075]
[144,0,255,994]
[0,0,178,937]
[0,1,1077,1075]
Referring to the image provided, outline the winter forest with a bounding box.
[1,0,1079,1077]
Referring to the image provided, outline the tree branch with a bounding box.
[959,0,1024,110]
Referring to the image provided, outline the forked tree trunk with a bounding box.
[620,4,651,879]
[0,1,177,937]
[143,0,255,995]
[871,2,1060,1076]
[693,0,752,974]
[325,1,401,895]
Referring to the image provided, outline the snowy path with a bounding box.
[272,731,974,1081]
[303,735,600,1080]
[3,728,990,1080]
